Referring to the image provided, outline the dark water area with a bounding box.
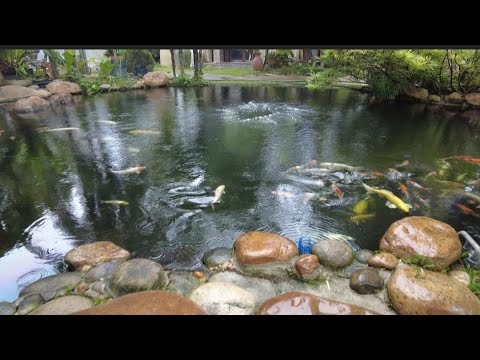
[1,86,479,301]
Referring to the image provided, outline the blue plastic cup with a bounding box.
[298,236,313,255]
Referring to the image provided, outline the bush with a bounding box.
[266,50,293,68]
[124,50,155,76]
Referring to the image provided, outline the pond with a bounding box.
[1,86,480,302]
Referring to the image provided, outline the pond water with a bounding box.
[1,86,480,302]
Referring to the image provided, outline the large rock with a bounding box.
[46,80,81,94]
[14,96,50,113]
[312,239,354,269]
[64,241,130,269]
[446,92,463,104]
[0,302,15,315]
[49,93,73,106]
[73,291,207,315]
[380,216,461,271]
[189,282,256,315]
[19,272,83,301]
[0,85,50,100]
[465,93,480,107]
[29,296,93,315]
[428,94,441,103]
[234,231,298,265]
[202,247,232,268]
[143,72,169,88]
[258,291,379,315]
[16,293,45,315]
[405,87,429,102]
[350,268,384,294]
[368,252,399,270]
[387,266,480,315]
[109,259,168,296]
[83,258,126,283]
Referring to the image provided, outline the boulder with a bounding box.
[14,96,50,113]
[30,296,93,315]
[380,216,461,271]
[143,72,169,88]
[189,282,255,315]
[405,87,429,102]
[446,92,463,104]
[350,268,384,294]
[387,266,480,315]
[19,272,83,301]
[202,247,232,268]
[312,239,354,269]
[0,85,50,100]
[46,80,81,94]
[367,252,399,270]
[64,241,130,269]
[109,258,168,296]
[73,291,207,315]
[258,291,379,315]
[465,93,480,107]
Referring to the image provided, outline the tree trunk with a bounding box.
[77,49,90,75]
[198,49,203,75]
[263,49,269,70]
[193,49,199,79]
[170,49,176,78]
[178,49,185,76]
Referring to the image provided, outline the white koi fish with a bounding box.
[110,166,146,175]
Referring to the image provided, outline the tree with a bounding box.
[77,49,90,75]
[178,49,185,76]
[193,49,200,79]
[170,49,176,79]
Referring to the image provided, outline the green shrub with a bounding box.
[124,50,155,76]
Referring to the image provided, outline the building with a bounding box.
[159,49,306,66]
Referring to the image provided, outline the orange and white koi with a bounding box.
[332,182,344,199]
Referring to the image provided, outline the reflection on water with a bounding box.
[1,86,480,301]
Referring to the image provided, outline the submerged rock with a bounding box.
[202,247,232,268]
[14,96,50,113]
[355,250,373,264]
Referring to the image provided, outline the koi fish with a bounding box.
[361,172,385,178]
[350,213,375,224]
[406,179,430,192]
[353,198,374,215]
[399,183,409,197]
[100,200,129,206]
[97,120,117,125]
[128,130,161,135]
[467,179,480,186]
[447,155,480,164]
[212,185,225,204]
[39,127,80,132]
[455,204,480,218]
[318,162,363,172]
[332,182,344,199]
[271,190,295,198]
[110,166,146,174]
[362,183,412,212]
[394,160,410,168]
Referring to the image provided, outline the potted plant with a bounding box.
[0,49,33,86]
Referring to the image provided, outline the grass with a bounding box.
[153,64,173,73]
[403,256,435,270]
[94,294,113,306]
[464,264,480,298]
[208,80,306,87]
[203,66,256,76]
